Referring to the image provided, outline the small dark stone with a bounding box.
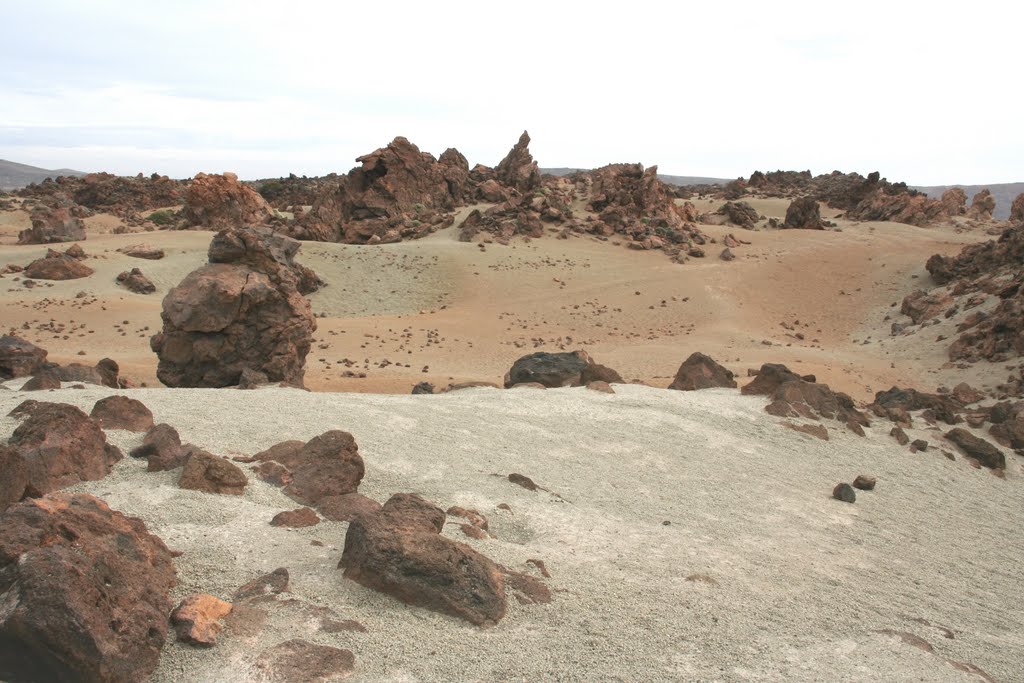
[832,483,856,503]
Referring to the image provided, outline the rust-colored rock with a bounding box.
[318,493,381,522]
[171,594,233,647]
[3,402,122,510]
[339,493,506,626]
[716,201,759,229]
[116,267,156,294]
[939,188,967,216]
[668,352,737,390]
[207,224,324,295]
[234,567,290,602]
[253,639,355,683]
[853,475,877,490]
[178,449,248,495]
[130,423,189,471]
[18,199,86,244]
[505,350,620,389]
[0,335,48,379]
[1010,193,1024,223]
[0,493,176,683]
[271,507,321,528]
[900,289,953,324]
[90,395,155,432]
[782,197,825,229]
[282,431,364,508]
[24,249,94,280]
[183,172,273,228]
[944,428,1006,469]
[745,363,868,433]
[21,370,60,391]
[966,189,995,221]
[151,227,316,388]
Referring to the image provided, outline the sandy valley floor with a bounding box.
[0,198,1007,402]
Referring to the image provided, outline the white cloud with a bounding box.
[2,0,1021,183]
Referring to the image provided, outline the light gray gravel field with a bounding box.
[1,383,1021,682]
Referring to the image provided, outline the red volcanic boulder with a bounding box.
[3,402,122,510]
[24,249,94,280]
[782,197,825,229]
[0,493,176,683]
[117,244,165,260]
[20,370,60,391]
[302,137,456,244]
[741,363,804,396]
[945,428,1006,469]
[494,131,541,193]
[717,201,760,229]
[870,386,962,426]
[939,187,967,216]
[130,423,189,471]
[339,493,506,626]
[178,449,248,495]
[17,199,86,244]
[183,172,273,229]
[283,430,364,505]
[90,395,155,432]
[270,507,321,528]
[900,289,953,324]
[151,228,316,388]
[1010,193,1024,223]
[0,335,47,379]
[669,352,737,390]
[55,357,120,388]
[318,493,382,522]
[70,172,185,216]
[967,189,995,221]
[116,267,157,294]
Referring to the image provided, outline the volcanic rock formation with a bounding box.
[183,172,274,229]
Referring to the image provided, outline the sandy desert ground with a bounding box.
[0,198,1007,402]
[0,382,1020,682]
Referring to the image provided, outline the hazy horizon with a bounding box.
[2,1,1022,185]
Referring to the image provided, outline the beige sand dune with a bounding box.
[1,383,1019,681]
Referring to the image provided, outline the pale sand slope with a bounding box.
[1,384,1021,682]
[0,200,1004,402]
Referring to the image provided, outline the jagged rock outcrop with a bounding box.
[782,197,825,229]
[715,201,760,229]
[967,189,995,221]
[301,137,456,244]
[150,226,316,387]
[0,493,176,683]
[743,363,869,434]
[207,224,323,294]
[939,188,968,216]
[494,131,541,194]
[183,172,274,229]
[1010,193,1024,223]
[439,147,471,203]
[17,195,87,244]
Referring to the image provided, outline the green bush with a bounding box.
[148,209,177,226]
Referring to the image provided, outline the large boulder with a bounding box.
[182,172,273,229]
[151,227,316,388]
[494,131,541,194]
[743,363,869,433]
[54,357,121,388]
[339,493,506,626]
[0,493,176,683]
[716,201,759,230]
[178,449,248,495]
[870,386,963,425]
[3,402,122,510]
[938,187,967,216]
[505,351,621,388]
[668,352,737,390]
[24,248,94,280]
[782,197,825,229]
[438,147,471,203]
[900,289,953,324]
[0,335,47,379]
[17,198,86,244]
[208,225,323,294]
[90,395,155,432]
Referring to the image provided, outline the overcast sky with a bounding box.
[2,0,1021,184]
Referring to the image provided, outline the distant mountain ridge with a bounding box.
[0,159,87,191]
[911,183,1023,220]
